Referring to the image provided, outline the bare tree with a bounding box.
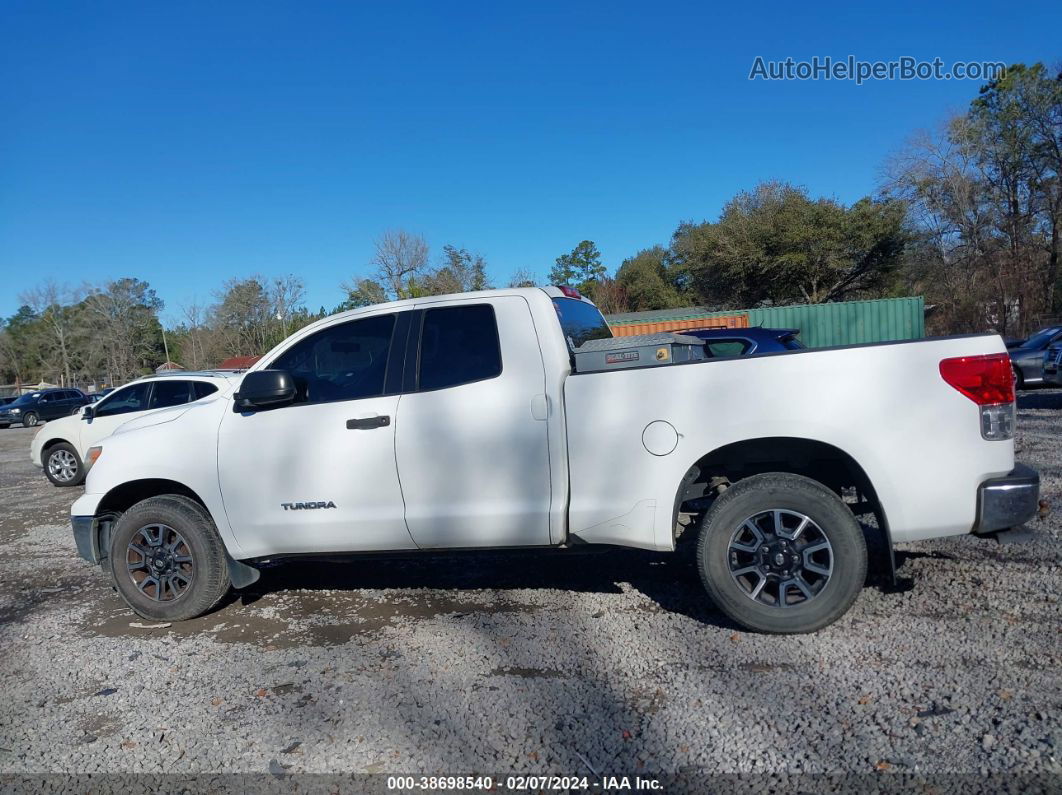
[507,268,538,288]
[587,276,630,314]
[181,299,207,370]
[19,281,84,387]
[371,229,429,299]
[85,279,164,382]
[270,275,306,340]
[885,109,1053,337]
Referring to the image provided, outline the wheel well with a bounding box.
[41,437,72,456]
[97,479,207,517]
[675,437,893,575]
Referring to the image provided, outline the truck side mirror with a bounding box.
[233,370,296,412]
[81,405,94,421]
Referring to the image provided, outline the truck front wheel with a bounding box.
[696,472,867,634]
[107,495,231,621]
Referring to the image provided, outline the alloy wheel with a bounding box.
[125,524,195,602]
[726,509,833,608]
[47,449,78,482]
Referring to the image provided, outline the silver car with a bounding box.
[1008,326,1062,388]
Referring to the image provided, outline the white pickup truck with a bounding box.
[70,286,1039,633]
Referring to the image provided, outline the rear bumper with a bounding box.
[974,463,1040,534]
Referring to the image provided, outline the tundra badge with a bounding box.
[281,501,337,510]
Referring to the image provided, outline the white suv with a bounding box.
[31,372,235,486]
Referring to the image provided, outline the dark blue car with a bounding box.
[682,326,804,357]
[0,388,90,428]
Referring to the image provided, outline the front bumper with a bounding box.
[29,434,44,467]
[974,463,1040,534]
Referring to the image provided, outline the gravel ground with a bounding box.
[0,396,1060,791]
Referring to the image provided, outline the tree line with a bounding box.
[1,61,1058,389]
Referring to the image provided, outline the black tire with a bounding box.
[22,412,39,428]
[1013,366,1024,391]
[108,495,231,621]
[696,472,867,634]
[0,424,9,429]
[43,442,84,487]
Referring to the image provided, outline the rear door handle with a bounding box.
[346,415,391,430]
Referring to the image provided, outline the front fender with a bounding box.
[77,401,243,557]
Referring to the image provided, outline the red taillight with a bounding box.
[939,353,1014,405]
[557,285,583,299]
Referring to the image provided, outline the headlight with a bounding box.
[10,408,20,414]
[86,446,103,469]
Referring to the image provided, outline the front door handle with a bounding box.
[346,415,391,430]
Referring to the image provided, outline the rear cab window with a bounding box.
[551,298,612,350]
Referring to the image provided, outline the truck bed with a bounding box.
[561,334,1013,550]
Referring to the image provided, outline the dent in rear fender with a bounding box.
[569,499,658,549]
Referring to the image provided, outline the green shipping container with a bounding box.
[608,296,925,349]
[738,297,924,348]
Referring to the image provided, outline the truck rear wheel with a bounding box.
[107,495,231,621]
[696,472,867,634]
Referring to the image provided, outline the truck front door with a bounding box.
[217,311,415,556]
[395,297,552,548]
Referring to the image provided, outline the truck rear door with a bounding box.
[395,296,553,548]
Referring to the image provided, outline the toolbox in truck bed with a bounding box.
[572,332,707,373]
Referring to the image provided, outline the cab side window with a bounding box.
[193,382,219,400]
[95,383,151,417]
[150,380,194,409]
[271,314,397,404]
[417,304,502,391]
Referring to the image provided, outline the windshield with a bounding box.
[10,392,41,406]
[552,298,612,349]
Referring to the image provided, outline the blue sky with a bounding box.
[1,0,1059,322]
